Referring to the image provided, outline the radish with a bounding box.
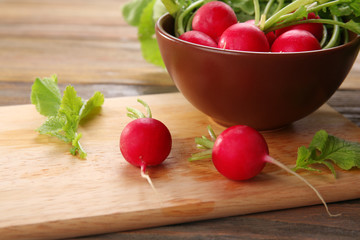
[271,29,321,52]
[218,23,270,52]
[190,125,340,217]
[275,12,323,42]
[245,19,276,46]
[179,30,218,47]
[120,99,172,189]
[212,125,268,181]
[192,1,237,43]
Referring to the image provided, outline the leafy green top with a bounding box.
[294,130,360,177]
[189,127,360,178]
[126,98,153,119]
[122,0,360,66]
[30,75,62,116]
[31,75,104,159]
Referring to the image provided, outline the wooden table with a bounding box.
[1,1,359,239]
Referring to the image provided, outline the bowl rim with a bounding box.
[156,13,360,56]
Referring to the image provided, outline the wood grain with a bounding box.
[0,1,359,239]
[78,201,360,240]
[0,0,171,86]
[0,93,359,240]
[0,0,358,88]
[343,57,360,89]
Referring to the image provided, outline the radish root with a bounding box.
[264,155,341,217]
[140,165,165,208]
[140,164,158,194]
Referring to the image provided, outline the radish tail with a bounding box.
[140,164,158,193]
[264,155,341,217]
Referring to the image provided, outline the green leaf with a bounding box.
[350,0,360,16]
[321,160,337,178]
[160,0,180,16]
[315,132,360,170]
[79,91,105,121]
[31,74,61,117]
[295,146,313,167]
[293,146,322,172]
[122,0,154,26]
[31,75,104,159]
[70,133,87,159]
[37,116,69,142]
[61,114,78,142]
[294,130,360,177]
[232,0,256,15]
[138,0,165,67]
[344,19,360,34]
[153,0,168,21]
[329,0,360,17]
[59,85,84,118]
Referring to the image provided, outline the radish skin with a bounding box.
[190,125,341,217]
[120,99,172,192]
[218,23,270,52]
[192,1,238,43]
[271,29,321,52]
[245,19,276,46]
[179,30,218,47]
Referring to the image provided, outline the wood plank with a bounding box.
[341,57,360,89]
[0,93,359,240]
[328,90,360,124]
[0,0,127,25]
[0,37,171,85]
[0,0,358,88]
[0,0,172,86]
[83,201,360,240]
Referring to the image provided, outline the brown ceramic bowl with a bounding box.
[155,13,360,130]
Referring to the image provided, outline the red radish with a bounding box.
[179,30,218,47]
[212,125,268,181]
[275,12,323,41]
[266,32,277,47]
[271,29,321,52]
[190,125,340,217]
[245,19,276,46]
[120,99,172,189]
[192,1,237,43]
[218,23,270,52]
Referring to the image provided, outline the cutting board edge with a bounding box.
[2,192,359,240]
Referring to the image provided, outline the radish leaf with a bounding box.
[31,76,104,159]
[293,130,360,177]
[138,0,165,67]
[31,74,61,117]
[122,0,153,26]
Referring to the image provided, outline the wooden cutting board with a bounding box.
[1,92,360,240]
